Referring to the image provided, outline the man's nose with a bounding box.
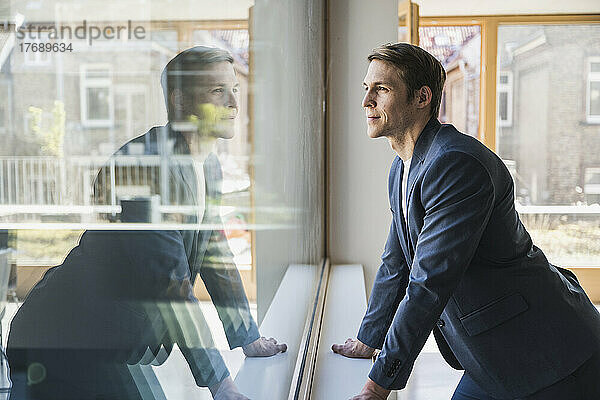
[226,89,239,110]
[362,91,374,108]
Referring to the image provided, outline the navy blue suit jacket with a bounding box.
[357,118,600,398]
[8,126,259,392]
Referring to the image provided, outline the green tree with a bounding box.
[27,100,66,157]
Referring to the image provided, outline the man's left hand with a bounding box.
[349,378,391,400]
[242,336,287,357]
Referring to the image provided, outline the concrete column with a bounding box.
[327,0,399,296]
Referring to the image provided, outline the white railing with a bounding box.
[0,155,253,223]
[0,157,64,205]
[0,156,165,207]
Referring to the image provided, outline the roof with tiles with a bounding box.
[418,25,480,66]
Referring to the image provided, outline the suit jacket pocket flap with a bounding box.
[459,293,528,336]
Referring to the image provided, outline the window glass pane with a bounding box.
[591,62,600,73]
[586,169,600,184]
[87,87,110,120]
[420,25,481,137]
[1,1,324,398]
[496,24,600,266]
[591,81,600,116]
[498,91,508,121]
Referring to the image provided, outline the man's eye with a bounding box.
[232,87,239,93]
[212,88,224,94]
[377,86,388,92]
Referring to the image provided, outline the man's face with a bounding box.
[361,59,418,140]
[177,61,240,139]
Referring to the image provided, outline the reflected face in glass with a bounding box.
[176,61,240,139]
[361,59,417,140]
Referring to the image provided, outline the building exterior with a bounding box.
[0,22,251,208]
[497,25,600,206]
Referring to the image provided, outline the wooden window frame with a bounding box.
[398,1,420,45]
[149,20,247,51]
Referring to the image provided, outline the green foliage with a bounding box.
[16,230,82,266]
[27,100,66,157]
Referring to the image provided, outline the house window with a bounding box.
[584,167,600,205]
[23,32,52,66]
[80,64,114,128]
[497,71,513,127]
[587,58,600,124]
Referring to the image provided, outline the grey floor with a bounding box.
[394,333,462,400]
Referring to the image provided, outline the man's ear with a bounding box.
[416,86,433,110]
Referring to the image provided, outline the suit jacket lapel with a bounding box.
[404,118,442,256]
[194,154,223,273]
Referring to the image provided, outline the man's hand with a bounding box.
[242,336,287,357]
[209,376,249,400]
[331,338,375,359]
[349,378,391,400]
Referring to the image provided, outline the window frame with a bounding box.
[587,56,600,124]
[80,63,114,128]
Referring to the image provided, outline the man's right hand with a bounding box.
[242,336,287,357]
[331,338,376,359]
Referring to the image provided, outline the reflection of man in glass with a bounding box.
[7,46,285,400]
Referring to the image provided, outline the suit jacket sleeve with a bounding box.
[357,217,409,349]
[119,230,231,388]
[92,166,230,388]
[199,154,260,349]
[199,226,260,349]
[368,151,495,390]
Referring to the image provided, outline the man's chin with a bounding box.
[212,129,235,140]
[367,129,383,139]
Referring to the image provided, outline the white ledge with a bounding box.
[311,264,372,399]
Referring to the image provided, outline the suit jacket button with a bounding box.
[437,319,445,327]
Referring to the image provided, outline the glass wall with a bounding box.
[496,24,600,266]
[0,0,324,398]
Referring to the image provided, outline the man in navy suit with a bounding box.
[7,47,286,400]
[333,43,600,399]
